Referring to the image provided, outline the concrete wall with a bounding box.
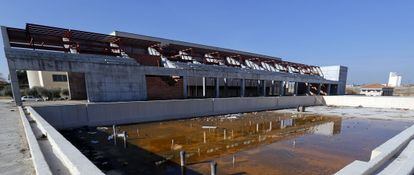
[320,65,348,95]
[33,96,323,129]
[26,107,104,175]
[322,96,414,109]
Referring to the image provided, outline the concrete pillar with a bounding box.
[279,81,285,96]
[8,70,22,106]
[327,84,331,95]
[1,26,11,48]
[183,76,188,98]
[262,80,266,96]
[306,83,311,96]
[2,27,21,105]
[337,84,340,95]
[271,80,275,95]
[240,79,245,97]
[202,77,206,97]
[294,82,298,96]
[215,77,219,98]
[317,83,322,95]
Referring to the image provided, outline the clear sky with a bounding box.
[0,0,413,84]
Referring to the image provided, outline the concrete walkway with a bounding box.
[0,99,34,175]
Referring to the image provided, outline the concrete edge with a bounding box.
[17,107,52,175]
[335,124,414,175]
[378,140,414,175]
[27,107,104,175]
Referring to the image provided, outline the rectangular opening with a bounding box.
[13,70,87,101]
[146,75,184,100]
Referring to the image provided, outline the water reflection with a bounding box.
[113,112,342,165]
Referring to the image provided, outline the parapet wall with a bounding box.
[322,96,414,109]
[33,96,323,129]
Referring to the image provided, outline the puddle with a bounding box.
[61,112,413,175]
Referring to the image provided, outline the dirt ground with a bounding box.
[0,99,34,175]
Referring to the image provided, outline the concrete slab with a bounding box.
[275,106,414,121]
[0,99,34,175]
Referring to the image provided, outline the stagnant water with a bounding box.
[61,112,413,175]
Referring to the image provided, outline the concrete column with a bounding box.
[1,26,11,48]
[240,79,245,97]
[294,82,298,96]
[2,27,20,105]
[317,84,322,95]
[8,70,22,106]
[306,83,311,96]
[183,76,188,98]
[279,81,285,96]
[202,77,206,97]
[271,80,275,95]
[337,84,340,95]
[215,77,220,98]
[327,84,331,95]
[262,80,266,96]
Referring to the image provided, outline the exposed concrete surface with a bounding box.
[18,107,52,175]
[33,96,324,129]
[27,107,104,175]
[0,100,34,175]
[275,106,414,121]
[323,96,414,110]
[5,48,338,102]
[378,140,414,175]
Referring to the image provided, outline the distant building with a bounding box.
[360,84,394,96]
[388,72,402,87]
[27,71,69,90]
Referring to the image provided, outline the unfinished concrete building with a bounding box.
[2,24,347,105]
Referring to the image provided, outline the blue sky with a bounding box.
[0,0,413,84]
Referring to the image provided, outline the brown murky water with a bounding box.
[61,112,413,175]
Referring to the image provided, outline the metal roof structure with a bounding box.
[5,23,324,76]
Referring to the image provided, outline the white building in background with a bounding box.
[388,72,402,87]
[360,84,394,96]
[27,71,69,90]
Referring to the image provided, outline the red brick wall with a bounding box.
[146,76,184,100]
